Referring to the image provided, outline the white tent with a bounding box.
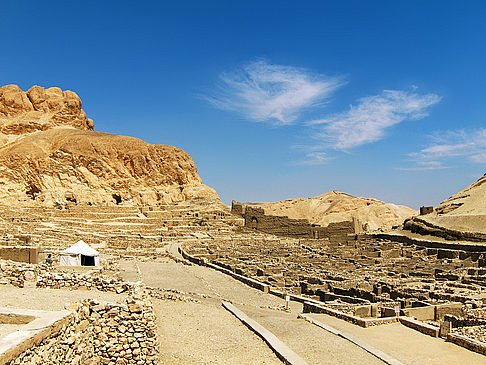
[59,240,100,266]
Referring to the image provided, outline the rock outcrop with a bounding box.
[0,84,219,206]
[0,84,92,134]
[404,174,486,241]
[245,191,417,232]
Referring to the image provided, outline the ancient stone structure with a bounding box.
[1,83,485,359]
[237,191,416,232]
[231,201,359,240]
[420,206,434,215]
[8,298,159,365]
[0,247,38,264]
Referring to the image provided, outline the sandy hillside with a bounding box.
[251,191,417,232]
[417,173,486,234]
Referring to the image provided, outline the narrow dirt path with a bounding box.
[121,257,283,364]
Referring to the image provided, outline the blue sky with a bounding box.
[1,1,485,208]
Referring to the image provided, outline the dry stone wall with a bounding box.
[9,297,160,365]
[0,261,132,293]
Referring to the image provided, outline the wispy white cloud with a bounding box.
[207,61,441,166]
[206,60,345,125]
[396,160,450,171]
[309,90,441,150]
[405,129,486,168]
[294,152,333,166]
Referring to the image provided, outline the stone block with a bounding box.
[439,320,452,338]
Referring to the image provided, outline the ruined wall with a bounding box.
[9,298,160,365]
[420,206,434,215]
[0,246,38,264]
[231,201,357,239]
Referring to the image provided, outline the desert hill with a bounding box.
[405,173,486,240]
[0,84,219,206]
[246,191,417,232]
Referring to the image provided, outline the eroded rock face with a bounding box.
[0,85,92,133]
[0,84,219,206]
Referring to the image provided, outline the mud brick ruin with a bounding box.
[231,201,360,240]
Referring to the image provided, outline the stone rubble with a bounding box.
[9,297,160,365]
[0,260,132,293]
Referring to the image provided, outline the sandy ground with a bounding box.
[0,286,128,311]
[238,305,383,365]
[120,257,386,364]
[120,258,283,364]
[0,324,23,339]
[307,313,486,365]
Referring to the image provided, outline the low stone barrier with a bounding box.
[447,333,486,356]
[206,262,270,292]
[0,308,71,365]
[371,232,486,252]
[303,301,399,328]
[180,247,271,292]
[0,246,38,264]
[399,317,439,337]
[0,260,132,294]
[36,271,131,293]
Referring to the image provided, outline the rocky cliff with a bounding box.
[0,84,219,206]
[246,191,417,232]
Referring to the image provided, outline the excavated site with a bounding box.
[1,84,486,364]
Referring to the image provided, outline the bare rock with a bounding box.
[0,84,220,206]
[0,85,89,134]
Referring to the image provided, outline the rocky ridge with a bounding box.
[405,173,486,240]
[0,84,219,206]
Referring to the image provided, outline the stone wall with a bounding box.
[9,298,160,365]
[420,206,434,215]
[0,260,131,293]
[0,246,39,264]
[231,201,357,239]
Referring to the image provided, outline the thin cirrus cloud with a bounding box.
[207,61,441,165]
[309,90,442,151]
[206,60,345,126]
[295,152,333,166]
[401,129,486,170]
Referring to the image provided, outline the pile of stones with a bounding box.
[0,259,132,293]
[145,286,201,303]
[9,297,160,365]
[36,271,131,293]
[454,325,486,343]
[0,260,38,287]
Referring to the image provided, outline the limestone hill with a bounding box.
[0,84,219,206]
[405,173,486,241]
[245,191,417,232]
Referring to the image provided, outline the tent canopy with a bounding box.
[60,240,99,257]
